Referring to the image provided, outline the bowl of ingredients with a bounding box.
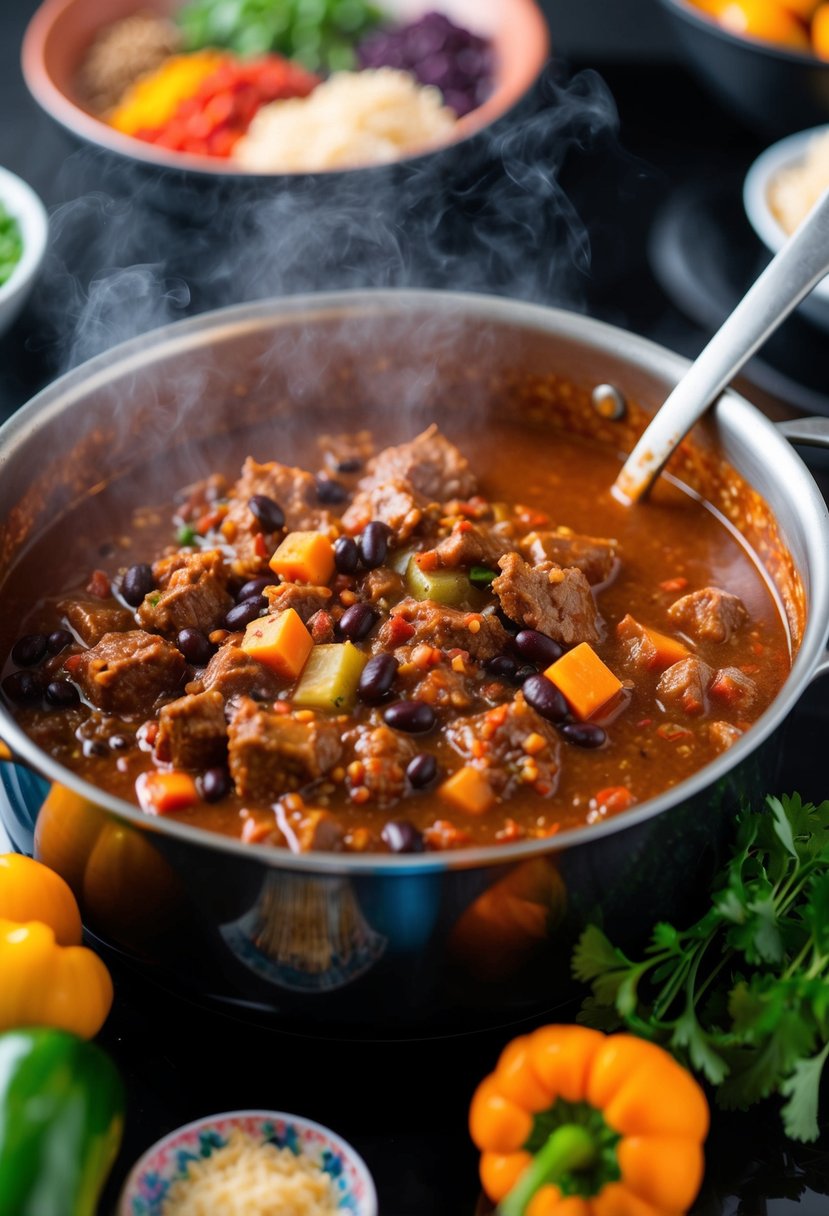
[0,167,48,337]
[22,0,549,179]
[118,1109,377,1215]
[743,123,829,325]
[659,0,829,135]
[0,290,827,1036]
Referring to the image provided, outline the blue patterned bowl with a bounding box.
[118,1109,378,1216]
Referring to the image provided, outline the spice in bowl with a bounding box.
[0,201,22,287]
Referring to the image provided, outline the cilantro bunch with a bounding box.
[573,794,829,1142]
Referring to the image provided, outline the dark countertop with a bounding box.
[1,4,829,1215]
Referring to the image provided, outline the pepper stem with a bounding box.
[498,1124,598,1216]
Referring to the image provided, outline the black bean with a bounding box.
[383,700,436,734]
[248,494,285,533]
[358,653,398,703]
[334,536,360,575]
[225,597,266,631]
[523,674,569,723]
[2,671,42,705]
[515,629,563,668]
[560,722,607,749]
[406,752,438,789]
[121,562,155,606]
[335,456,363,474]
[11,634,48,667]
[358,521,391,570]
[496,608,520,634]
[109,734,130,750]
[237,575,274,602]
[47,629,73,655]
[485,654,518,681]
[315,475,348,505]
[339,603,378,642]
[176,627,213,666]
[382,820,425,854]
[45,680,80,708]
[200,767,232,803]
[516,664,539,684]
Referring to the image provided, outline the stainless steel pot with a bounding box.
[1,291,828,1037]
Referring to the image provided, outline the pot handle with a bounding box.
[777,417,829,447]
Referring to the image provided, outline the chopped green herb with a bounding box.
[0,203,22,288]
[469,565,497,588]
[148,594,161,607]
[573,793,829,1141]
[175,0,384,72]
[177,525,196,546]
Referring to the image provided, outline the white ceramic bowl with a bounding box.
[743,124,829,329]
[118,1109,378,1216]
[0,166,48,337]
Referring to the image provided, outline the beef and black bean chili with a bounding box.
[1,421,792,853]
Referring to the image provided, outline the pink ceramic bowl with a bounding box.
[22,0,550,178]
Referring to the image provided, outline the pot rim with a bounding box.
[2,289,828,874]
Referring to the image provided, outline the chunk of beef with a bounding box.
[492,554,600,645]
[428,522,516,570]
[228,698,342,799]
[668,587,748,643]
[265,582,332,623]
[292,809,345,853]
[521,529,618,586]
[709,667,757,711]
[448,696,561,797]
[223,458,333,572]
[154,690,228,770]
[656,657,714,716]
[341,477,430,543]
[346,723,415,805]
[360,566,405,605]
[616,614,689,673]
[410,663,476,711]
[307,609,336,644]
[137,550,233,636]
[60,598,134,646]
[359,424,476,503]
[72,630,185,715]
[709,720,743,752]
[376,598,509,662]
[199,643,283,702]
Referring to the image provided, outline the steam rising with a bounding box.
[31,68,620,373]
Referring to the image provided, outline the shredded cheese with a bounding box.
[161,1129,338,1216]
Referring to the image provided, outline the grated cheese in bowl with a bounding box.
[768,129,829,235]
[161,1127,338,1215]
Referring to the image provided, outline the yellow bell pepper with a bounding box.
[0,918,113,1039]
[470,1027,708,1216]
[0,853,83,946]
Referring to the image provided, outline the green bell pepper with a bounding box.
[0,1028,124,1216]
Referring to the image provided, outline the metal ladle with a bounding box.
[614,188,829,504]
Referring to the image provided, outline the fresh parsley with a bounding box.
[0,202,22,287]
[573,794,829,1142]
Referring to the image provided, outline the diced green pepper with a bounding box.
[405,557,473,606]
[469,565,497,588]
[293,641,368,711]
[390,546,416,575]
[0,1028,124,1216]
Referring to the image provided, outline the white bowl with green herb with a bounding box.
[0,166,48,336]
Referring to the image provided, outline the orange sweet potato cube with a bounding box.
[269,531,335,585]
[545,643,623,721]
[439,765,495,816]
[241,608,313,680]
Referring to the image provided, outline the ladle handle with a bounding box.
[615,188,829,503]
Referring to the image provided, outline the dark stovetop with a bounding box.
[2,3,829,1211]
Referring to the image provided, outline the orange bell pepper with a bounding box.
[470,1027,708,1216]
[0,853,82,946]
